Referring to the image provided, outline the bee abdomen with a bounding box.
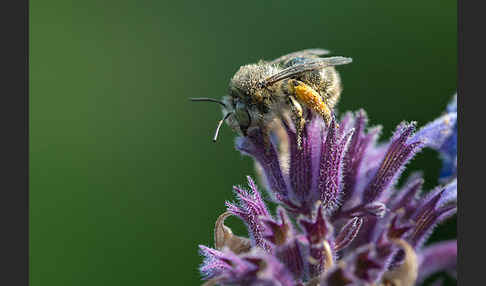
[319,67,342,109]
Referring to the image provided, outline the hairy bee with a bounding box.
[191,49,352,148]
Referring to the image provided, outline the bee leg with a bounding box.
[287,95,306,149]
[287,79,333,126]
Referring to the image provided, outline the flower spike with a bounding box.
[199,95,457,285]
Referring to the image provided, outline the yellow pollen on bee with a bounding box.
[293,82,331,121]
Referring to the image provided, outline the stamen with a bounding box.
[306,240,334,286]
[214,211,251,254]
[381,239,418,286]
[322,240,334,272]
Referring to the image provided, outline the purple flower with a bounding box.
[439,95,457,181]
[199,99,457,285]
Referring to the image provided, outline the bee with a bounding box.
[191,49,352,148]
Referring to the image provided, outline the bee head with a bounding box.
[190,63,276,142]
[189,93,251,142]
[225,63,279,134]
[230,63,277,96]
[228,94,251,136]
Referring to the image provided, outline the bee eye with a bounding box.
[235,102,251,132]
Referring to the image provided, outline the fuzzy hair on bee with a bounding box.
[191,49,352,149]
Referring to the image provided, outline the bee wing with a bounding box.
[262,56,352,87]
[268,48,330,64]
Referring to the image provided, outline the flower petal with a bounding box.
[334,217,364,251]
[236,129,289,202]
[409,180,457,248]
[341,110,381,204]
[362,122,424,203]
[225,176,273,251]
[317,118,354,210]
[411,112,457,150]
[417,240,457,284]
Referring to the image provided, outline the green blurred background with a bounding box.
[30,0,456,285]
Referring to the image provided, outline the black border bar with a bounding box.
[0,0,29,284]
[458,0,484,285]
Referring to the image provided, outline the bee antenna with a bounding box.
[213,113,232,142]
[189,97,227,107]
